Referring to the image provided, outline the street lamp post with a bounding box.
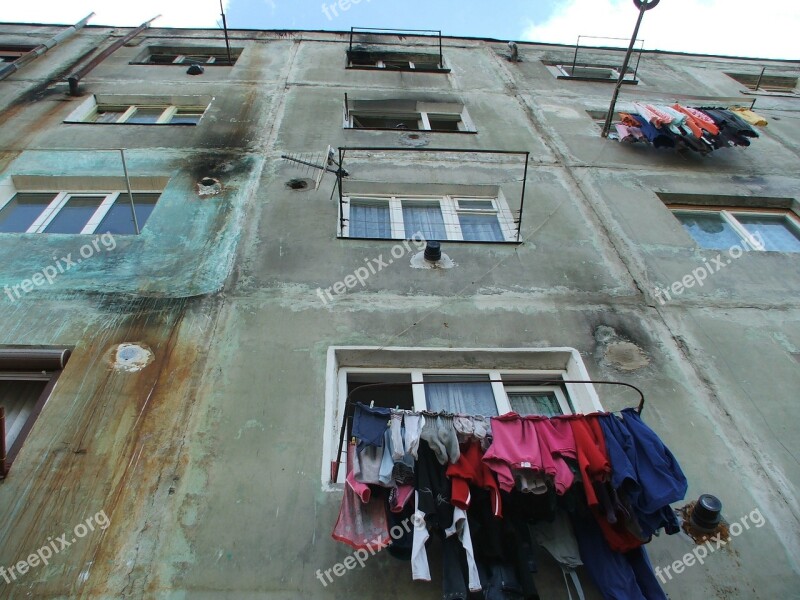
[601,0,660,138]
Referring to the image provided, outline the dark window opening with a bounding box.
[352,114,421,130]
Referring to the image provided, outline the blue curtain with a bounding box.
[350,201,391,238]
[676,213,742,250]
[737,216,800,252]
[424,377,497,415]
[459,213,504,241]
[403,203,446,240]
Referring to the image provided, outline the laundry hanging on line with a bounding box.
[610,102,768,155]
[332,403,688,600]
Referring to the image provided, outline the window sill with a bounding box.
[62,121,198,126]
[128,61,235,67]
[346,65,451,74]
[345,127,477,134]
[338,236,520,245]
[556,75,638,85]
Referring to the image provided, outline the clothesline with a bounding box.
[332,378,646,483]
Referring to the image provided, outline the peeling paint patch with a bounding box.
[109,342,155,372]
[605,341,650,371]
[234,419,266,439]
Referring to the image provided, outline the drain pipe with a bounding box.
[0,13,95,82]
[67,15,160,96]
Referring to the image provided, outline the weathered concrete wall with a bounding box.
[0,25,798,600]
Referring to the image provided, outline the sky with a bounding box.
[2,0,798,60]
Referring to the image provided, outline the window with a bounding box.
[64,95,211,126]
[346,100,475,133]
[342,195,515,242]
[0,348,70,478]
[132,45,242,66]
[0,191,160,235]
[725,72,797,94]
[86,104,205,125]
[673,208,800,253]
[323,347,603,485]
[346,50,448,72]
[0,44,36,63]
[544,61,638,84]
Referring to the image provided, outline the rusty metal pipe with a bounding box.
[0,13,94,82]
[67,15,160,96]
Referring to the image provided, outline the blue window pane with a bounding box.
[98,194,159,235]
[736,215,800,253]
[676,212,742,250]
[0,193,56,232]
[349,201,390,238]
[459,213,504,241]
[403,202,445,240]
[43,196,104,234]
[126,108,163,124]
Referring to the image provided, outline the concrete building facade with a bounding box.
[0,21,798,599]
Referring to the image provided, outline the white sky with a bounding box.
[1,0,798,60]
[0,1,231,28]
[522,0,800,60]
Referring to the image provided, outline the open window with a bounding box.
[64,94,212,126]
[0,348,70,478]
[0,44,36,63]
[347,27,448,73]
[323,347,606,485]
[0,175,166,235]
[132,45,242,66]
[344,99,475,133]
[725,72,798,95]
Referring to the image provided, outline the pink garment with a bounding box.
[533,418,577,495]
[332,444,390,550]
[633,102,674,128]
[390,484,415,513]
[483,413,548,492]
[345,441,373,503]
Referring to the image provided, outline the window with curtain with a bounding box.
[349,200,391,238]
[507,391,563,417]
[736,215,800,252]
[458,213,504,241]
[403,201,446,240]
[423,374,498,416]
[674,208,800,253]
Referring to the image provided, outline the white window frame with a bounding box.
[674,208,800,252]
[344,103,474,133]
[87,105,204,125]
[0,190,154,235]
[322,346,603,487]
[340,194,516,242]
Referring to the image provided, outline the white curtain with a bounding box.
[424,377,497,415]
